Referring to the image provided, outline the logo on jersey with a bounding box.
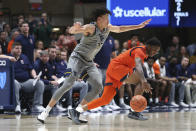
[0,72,6,89]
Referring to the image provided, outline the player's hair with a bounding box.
[146,37,161,47]
[12,42,22,49]
[91,8,111,21]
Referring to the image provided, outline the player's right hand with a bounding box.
[142,81,152,94]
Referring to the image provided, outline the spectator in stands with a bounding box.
[175,56,189,107]
[3,24,11,41]
[34,50,65,112]
[61,49,68,64]
[48,45,58,81]
[34,13,52,48]
[57,35,65,49]
[34,49,42,61]
[143,57,161,106]
[7,30,20,54]
[165,44,178,61]
[127,34,143,49]
[35,40,44,50]
[171,35,180,52]
[185,63,196,107]
[0,31,8,54]
[187,43,196,56]
[55,50,67,78]
[166,56,180,107]
[50,40,59,50]
[27,14,37,35]
[122,41,128,50]
[190,50,196,64]
[11,42,45,113]
[177,46,189,64]
[12,17,24,33]
[15,22,35,63]
[153,56,178,106]
[34,50,58,90]
[114,39,120,56]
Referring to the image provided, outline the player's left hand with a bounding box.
[139,19,152,28]
[142,81,152,94]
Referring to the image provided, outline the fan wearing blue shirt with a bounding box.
[185,63,196,107]
[15,22,35,63]
[175,57,190,107]
[11,42,45,113]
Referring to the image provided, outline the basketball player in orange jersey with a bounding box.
[70,37,161,124]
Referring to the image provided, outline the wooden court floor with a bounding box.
[0,111,196,131]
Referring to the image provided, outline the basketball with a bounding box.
[130,95,147,112]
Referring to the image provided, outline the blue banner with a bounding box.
[107,0,169,26]
[0,59,15,110]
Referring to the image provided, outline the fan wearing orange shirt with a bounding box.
[69,37,161,124]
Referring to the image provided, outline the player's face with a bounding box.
[98,14,109,28]
[147,45,160,57]
[159,57,166,66]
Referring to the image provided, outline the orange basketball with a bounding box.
[130,95,147,112]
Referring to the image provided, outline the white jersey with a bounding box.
[144,62,155,79]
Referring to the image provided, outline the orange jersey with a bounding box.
[106,46,148,85]
[113,46,147,68]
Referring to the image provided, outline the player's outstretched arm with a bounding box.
[69,22,95,36]
[108,19,151,33]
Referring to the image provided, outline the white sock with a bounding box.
[45,105,52,113]
[130,107,134,112]
[76,104,84,113]
[120,98,124,104]
[149,98,153,103]
[155,98,159,103]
